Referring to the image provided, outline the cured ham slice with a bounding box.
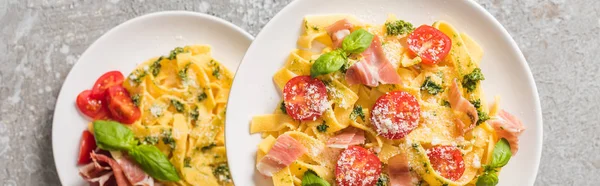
[449,79,478,133]
[257,134,308,176]
[325,19,354,48]
[388,153,413,186]
[116,155,154,186]
[326,128,365,148]
[91,152,131,186]
[345,36,401,87]
[79,161,109,179]
[488,110,526,155]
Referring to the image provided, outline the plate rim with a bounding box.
[226,0,543,185]
[51,10,253,184]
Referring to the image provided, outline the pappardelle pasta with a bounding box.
[75,45,233,186]
[250,15,526,186]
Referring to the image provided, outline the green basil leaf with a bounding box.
[301,170,330,186]
[93,120,136,151]
[310,50,346,78]
[128,145,180,181]
[341,29,374,54]
[476,172,499,186]
[490,138,512,168]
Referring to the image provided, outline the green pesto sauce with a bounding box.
[421,76,444,95]
[385,20,415,36]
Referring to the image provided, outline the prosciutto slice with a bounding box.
[488,110,526,155]
[345,36,401,87]
[116,155,154,186]
[90,152,131,186]
[449,78,479,133]
[388,153,413,186]
[326,128,365,148]
[256,134,307,176]
[325,19,354,48]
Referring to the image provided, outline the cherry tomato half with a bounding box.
[427,146,465,181]
[370,91,420,139]
[106,86,140,124]
[335,146,382,186]
[407,25,452,65]
[76,90,110,119]
[90,71,125,99]
[283,76,329,121]
[77,130,97,165]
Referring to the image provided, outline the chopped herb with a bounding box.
[131,94,141,107]
[412,143,419,149]
[129,70,147,85]
[280,101,287,114]
[376,174,389,186]
[190,107,199,121]
[143,136,159,145]
[350,105,365,121]
[150,57,163,76]
[385,20,415,36]
[168,47,185,60]
[442,100,451,107]
[311,25,319,31]
[304,20,309,30]
[212,65,221,79]
[178,63,191,81]
[201,143,217,151]
[477,110,490,125]
[470,99,481,109]
[462,68,485,92]
[170,99,185,113]
[316,121,329,132]
[442,183,449,186]
[161,129,176,149]
[198,92,208,102]
[421,76,444,95]
[184,157,192,168]
[213,163,231,182]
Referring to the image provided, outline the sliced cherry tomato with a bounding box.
[370,91,420,139]
[90,71,125,99]
[335,146,381,186]
[76,90,110,119]
[106,86,140,124]
[283,76,328,121]
[77,130,97,165]
[426,146,465,181]
[407,25,452,65]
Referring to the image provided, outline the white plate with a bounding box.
[52,11,253,185]
[225,0,543,185]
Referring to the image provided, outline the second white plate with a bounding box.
[52,11,253,185]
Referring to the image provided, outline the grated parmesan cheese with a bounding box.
[150,104,163,117]
[472,154,481,168]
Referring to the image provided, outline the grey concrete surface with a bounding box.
[0,0,597,185]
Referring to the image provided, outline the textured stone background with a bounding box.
[0,0,598,185]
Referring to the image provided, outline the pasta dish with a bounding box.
[250,15,525,186]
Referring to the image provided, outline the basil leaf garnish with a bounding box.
[92,120,136,151]
[476,171,499,186]
[301,170,330,186]
[310,50,346,78]
[490,138,512,168]
[342,28,374,54]
[93,120,180,181]
[128,145,180,181]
